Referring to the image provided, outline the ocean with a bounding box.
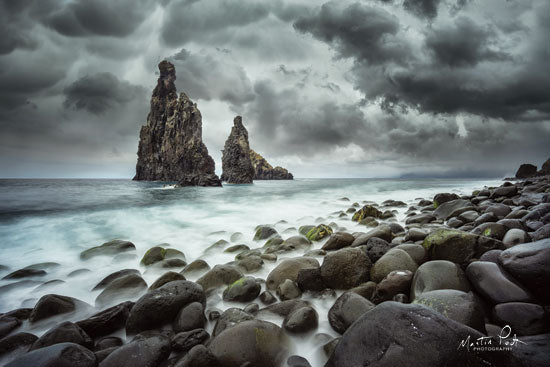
[0,178,502,364]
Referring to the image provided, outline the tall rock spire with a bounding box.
[221,116,255,184]
[134,61,221,186]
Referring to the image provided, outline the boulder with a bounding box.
[0,332,37,361]
[76,301,133,339]
[173,302,206,333]
[249,149,293,180]
[433,199,472,220]
[283,306,318,333]
[471,223,508,241]
[150,271,186,290]
[532,223,550,241]
[2,269,46,280]
[92,269,140,291]
[304,224,333,241]
[254,226,278,240]
[259,299,311,317]
[4,343,96,367]
[171,329,209,353]
[126,280,205,335]
[95,274,147,307]
[405,213,436,224]
[265,257,319,290]
[221,116,255,184]
[29,294,89,323]
[277,279,302,301]
[352,205,382,221]
[515,163,537,178]
[364,237,392,262]
[100,331,172,367]
[208,320,288,367]
[370,248,418,283]
[322,232,355,251]
[95,336,123,351]
[196,265,243,291]
[404,228,428,242]
[393,243,427,265]
[329,292,375,335]
[30,321,92,351]
[493,302,548,336]
[411,260,470,300]
[371,270,413,304]
[181,260,210,276]
[491,185,518,198]
[80,240,135,260]
[502,228,530,247]
[296,268,326,292]
[320,248,372,289]
[173,344,220,367]
[351,225,393,245]
[212,308,254,337]
[222,277,261,302]
[140,246,186,266]
[484,204,512,219]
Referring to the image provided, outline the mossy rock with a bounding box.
[140,246,166,266]
[352,205,383,222]
[254,226,278,241]
[182,260,210,275]
[305,224,333,242]
[140,246,186,266]
[263,236,283,249]
[80,240,135,260]
[298,225,316,236]
[225,244,250,253]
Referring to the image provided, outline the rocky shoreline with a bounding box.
[1,174,549,367]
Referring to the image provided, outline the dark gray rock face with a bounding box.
[134,60,220,186]
[221,116,255,184]
[76,301,133,339]
[249,149,293,180]
[30,322,93,351]
[516,163,538,178]
[100,331,171,367]
[5,342,96,367]
[328,292,374,334]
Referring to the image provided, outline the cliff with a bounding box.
[133,61,221,186]
[249,149,293,180]
[221,116,255,184]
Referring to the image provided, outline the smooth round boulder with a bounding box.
[404,228,428,242]
[493,302,548,336]
[30,321,92,351]
[321,247,372,289]
[80,240,135,260]
[472,223,508,241]
[171,329,209,353]
[322,232,355,251]
[296,267,326,292]
[254,226,278,240]
[484,204,512,219]
[370,248,417,283]
[502,228,530,248]
[76,301,133,339]
[433,193,460,208]
[208,320,288,367]
[222,277,261,302]
[126,280,205,335]
[29,294,89,323]
[91,269,140,291]
[371,270,413,304]
[328,292,375,334]
[149,271,186,290]
[277,279,302,301]
[393,243,427,265]
[351,225,392,245]
[5,343,96,367]
[212,308,254,337]
[411,260,471,301]
[173,344,220,367]
[266,257,319,290]
[196,264,243,291]
[95,273,147,307]
[181,259,210,276]
[173,302,206,333]
[0,332,37,361]
[100,331,171,367]
[479,249,503,263]
[283,306,318,333]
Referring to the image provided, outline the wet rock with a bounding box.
[0,332,37,360]
[304,224,333,241]
[76,301,133,339]
[150,271,186,290]
[364,237,392,262]
[100,331,171,367]
[95,346,118,363]
[250,149,293,180]
[283,306,318,333]
[433,193,460,208]
[370,248,418,283]
[320,247,372,289]
[352,205,382,221]
[259,291,276,305]
[471,222,508,240]
[328,292,375,334]
[95,273,147,308]
[208,320,287,367]
[287,355,312,367]
[2,268,46,280]
[394,243,427,265]
[484,203,512,219]
[92,269,140,291]
[30,321,92,351]
[498,239,550,303]
[212,308,254,337]
[266,257,319,290]
[493,302,548,336]
[325,302,487,367]
[532,223,550,241]
[173,302,206,333]
[244,303,259,316]
[196,264,243,291]
[67,269,92,277]
[141,246,186,267]
[352,225,393,245]
[29,294,89,323]
[413,290,486,332]
[466,261,534,304]
[405,213,436,224]
[221,116,255,184]
[171,329,209,353]
[492,185,518,198]
[473,212,498,226]
[411,260,471,301]
[0,317,20,339]
[126,280,205,335]
[4,342,96,367]
[350,281,377,300]
[134,61,221,186]
[404,228,428,242]
[322,232,355,251]
[95,336,123,351]
[458,210,479,223]
[80,239,135,260]
[447,217,463,228]
[433,199,473,220]
[173,344,220,367]
[516,164,538,178]
[222,277,260,302]
[254,225,278,240]
[502,228,530,247]
[297,268,326,292]
[372,270,413,304]
[236,256,264,272]
[259,299,311,317]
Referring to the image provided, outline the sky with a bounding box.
[1,0,549,179]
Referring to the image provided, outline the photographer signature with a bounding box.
[458,325,526,352]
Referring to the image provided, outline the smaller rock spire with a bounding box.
[221,116,255,184]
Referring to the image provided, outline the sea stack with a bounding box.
[221,116,255,184]
[134,61,221,186]
[250,149,293,180]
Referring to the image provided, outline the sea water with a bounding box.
[0,178,502,365]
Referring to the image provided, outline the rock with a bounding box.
[249,149,293,180]
[458,210,479,223]
[283,306,318,333]
[134,61,221,186]
[273,236,312,253]
[411,260,471,300]
[236,256,264,272]
[29,294,89,323]
[221,116,255,184]
[388,222,405,235]
[504,333,550,367]
[498,239,550,303]
[473,212,498,226]
[405,213,436,224]
[479,249,502,263]
[259,299,311,317]
[4,343,96,367]
[95,347,118,363]
[2,269,46,280]
[150,271,186,290]
[254,226,278,240]
[320,248,372,289]
[244,303,259,315]
[322,232,355,251]
[493,302,547,336]
[80,239,135,260]
[100,331,172,367]
[208,320,287,367]
[181,260,210,276]
[67,269,91,277]
[212,308,254,337]
[325,302,488,367]
[126,280,205,335]
[196,264,243,291]
[394,243,427,265]
[404,228,428,242]
[532,223,550,241]
[422,228,503,266]
[296,268,326,292]
[76,301,133,339]
[95,336,123,351]
[491,185,518,198]
[328,292,375,334]
[484,203,512,219]
[502,228,530,247]
[266,257,319,290]
[471,222,508,240]
[171,329,209,353]
[173,302,206,333]
[259,291,276,305]
[372,270,413,303]
[173,344,220,367]
[30,321,92,351]
[304,224,333,241]
[413,290,485,332]
[433,199,472,220]
[222,277,261,302]
[466,261,534,304]
[433,193,460,208]
[351,225,393,245]
[92,269,140,291]
[0,317,20,339]
[352,205,382,221]
[0,332,37,360]
[141,246,186,267]
[516,163,538,178]
[447,217,463,228]
[287,355,312,367]
[95,274,147,308]
[277,279,302,300]
[370,248,418,283]
[364,237,392,262]
[350,281,377,300]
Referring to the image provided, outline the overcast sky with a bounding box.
[1,0,549,178]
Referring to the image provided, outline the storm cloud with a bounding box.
[0,0,548,178]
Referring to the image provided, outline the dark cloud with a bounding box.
[403,0,441,19]
[63,73,146,115]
